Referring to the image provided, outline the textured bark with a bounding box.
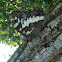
[7,0,62,62]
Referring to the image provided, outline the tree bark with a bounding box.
[7,0,62,62]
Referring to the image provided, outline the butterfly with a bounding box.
[9,8,45,37]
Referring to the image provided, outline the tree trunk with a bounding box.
[7,0,62,62]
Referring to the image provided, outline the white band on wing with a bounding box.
[26,28,34,35]
[22,16,44,28]
[14,18,20,28]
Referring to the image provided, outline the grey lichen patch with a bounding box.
[47,15,61,29]
[52,34,62,50]
[16,59,20,62]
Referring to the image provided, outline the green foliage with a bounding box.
[0,0,57,46]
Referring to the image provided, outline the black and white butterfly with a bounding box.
[9,8,45,37]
